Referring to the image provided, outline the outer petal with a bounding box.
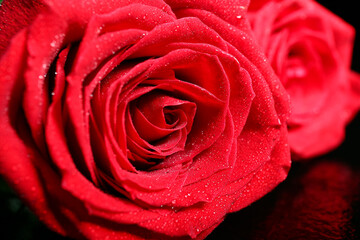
[0,30,67,236]
[165,0,250,31]
[290,72,360,158]
[42,0,175,40]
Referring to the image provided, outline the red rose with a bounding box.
[249,0,360,159]
[0,0,290,239]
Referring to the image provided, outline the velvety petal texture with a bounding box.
[0,0,291,239]
[0,0,45,55]
[248,0,360,159]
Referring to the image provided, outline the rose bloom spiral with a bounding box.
[0,0,290,239]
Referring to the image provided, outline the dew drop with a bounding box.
[50,40,56,48]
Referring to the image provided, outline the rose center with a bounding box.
[164,109,178,125]
[125,89,196,169]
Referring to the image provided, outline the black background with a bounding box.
[1,0,359,239]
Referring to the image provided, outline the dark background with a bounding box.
[1,0,359,239]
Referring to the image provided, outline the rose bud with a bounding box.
[248,0,360,159]
[0,0,290,239]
